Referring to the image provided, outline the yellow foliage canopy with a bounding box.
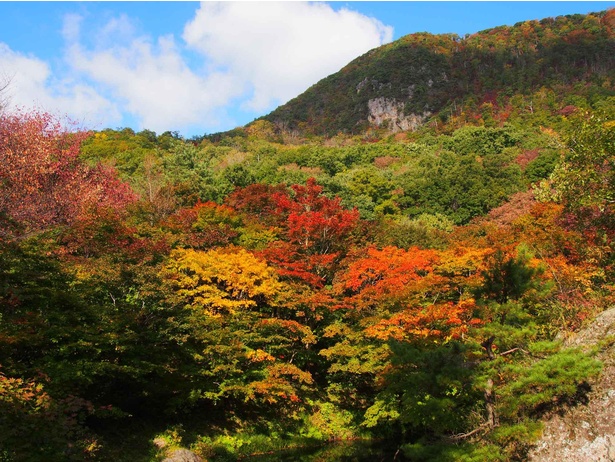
[163,246,281,316]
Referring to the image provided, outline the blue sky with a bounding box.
[0,2,612,137]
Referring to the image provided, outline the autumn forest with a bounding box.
[1,9,615,462]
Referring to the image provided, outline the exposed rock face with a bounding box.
[356,77,392,94]
[367,97,429,132]
[528,308,615,462]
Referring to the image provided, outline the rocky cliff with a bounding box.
[529,308,615,461]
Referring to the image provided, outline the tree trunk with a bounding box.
[484,377,499,428]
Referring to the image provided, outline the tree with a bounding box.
[479,247,541,305]
[225,183,288,226]
[274,178,360,256]
[334,246,439,311]
[543,111,615,252]
[259,179,360,288]
[0,111,136,239]
[365,299,478,343]
[133,154,177,225]
[161,246,316,419]
[162,246,282,316]
[164,201,244,250]
[0,369,99,461]
[0,74,10,113]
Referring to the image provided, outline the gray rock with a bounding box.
[162,448,203,462]
[528,308,615,462]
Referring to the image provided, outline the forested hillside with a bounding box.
[264,9,615,136]
[1,9,614,462]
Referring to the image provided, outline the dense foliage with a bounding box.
[1,10,614,462]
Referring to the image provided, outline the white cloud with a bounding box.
[62,14,82,44]
[0,42,120,127]
[65,30,245,133]
[1,3,393,136]
[183,2,393,111]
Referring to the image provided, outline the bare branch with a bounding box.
[0,73,13,113]
[448,424,490,441]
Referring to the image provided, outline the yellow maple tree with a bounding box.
[163,246,281,316]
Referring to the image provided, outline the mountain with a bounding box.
[262,9,615,136]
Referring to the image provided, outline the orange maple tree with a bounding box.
[335,246,439,310]
[365,299,480,342]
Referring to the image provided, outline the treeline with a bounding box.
[81,120,563,226]
[1,102,614,461]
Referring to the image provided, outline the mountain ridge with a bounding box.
[258,9,615,137]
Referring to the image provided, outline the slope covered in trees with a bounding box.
[1,9,614,462]
[263,9,615,136]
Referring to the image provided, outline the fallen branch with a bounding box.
[499,347,529,356]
